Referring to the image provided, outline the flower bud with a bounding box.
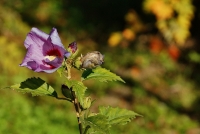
[81,97,92,110]
[81,51,104,69]
[61,84,72,99]
[73,57,82,69]
[68,41,77,53]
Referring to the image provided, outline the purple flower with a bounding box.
[20,27,70,73]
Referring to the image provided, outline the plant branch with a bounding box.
[66,59,72,80]
[71,89,83,134]
[65,59,83,133]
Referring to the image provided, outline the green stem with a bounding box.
[66,64,71,79]
[65,59,82,134]
[71,90,82,134]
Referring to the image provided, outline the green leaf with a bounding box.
[7,77,57,97]
[65,80,87,106]
[99,106,140,125]
[57,65,66,77]
[82,67,125,83]
[83,114,110,134]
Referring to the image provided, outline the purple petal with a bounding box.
[24,27,48,49]
[43,68,59,73]
[64,52,71,58]
[42,42,66,58]
[26,61,38,70]
[42,28,69,58]
[20,44,46,72]
[44,57,63,67]
[49,28,64,48]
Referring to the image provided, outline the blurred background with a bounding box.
[0,0,200,133]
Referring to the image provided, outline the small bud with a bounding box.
[61,84,72,99]
[68,41,77,53]
[81,97,92,110]
[81,51,104,69]
[73,57,82,69]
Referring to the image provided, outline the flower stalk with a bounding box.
[65,59,83,134]
[71,89,83,134]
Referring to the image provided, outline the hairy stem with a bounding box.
[66,64,71,79]
[71,90,82,134]
[65,60,82,133]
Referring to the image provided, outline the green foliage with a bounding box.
[81,97,92,110]
[57,65,66,77]
[99,106,140,125]
[84,114,110,134]
[132,87,200,134]
[82,67,125,83]
[188,51,200,63]
[0,91,79,134]
[83,106,140,134]
[65,79,87,106]
[8,77,57,97]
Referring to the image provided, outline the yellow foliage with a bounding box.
[108,10,144,47]
[0,5,30,43]
[144,0,173,20]
[122,29,135,41]
[177,15,191,29]
[143,0,194,45]
[36,2,51,22]
[0,36,23,75]
[108,32,122,47]
[125,10,138,23]
[173,25,190,44]
[125,10,145,33]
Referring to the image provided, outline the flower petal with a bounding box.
[20,43,60,73]
[64,52,71,58]
[43,68,59,73]
[20,44,44,71]
[49,28,64,48]
[24,27,48,49]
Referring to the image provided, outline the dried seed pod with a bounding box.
[81,51,104,69]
